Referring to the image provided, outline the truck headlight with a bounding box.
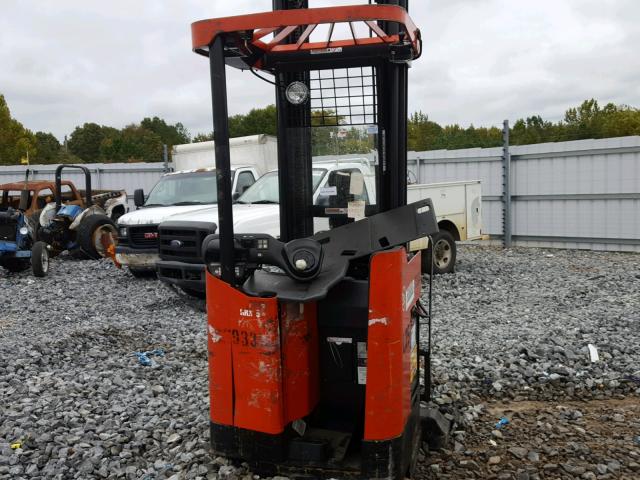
[119,227,128,237]
[19,226,29,235]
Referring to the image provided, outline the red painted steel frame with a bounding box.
[206,272,319,435]
[364,247,421,441]
[192,5,420,60]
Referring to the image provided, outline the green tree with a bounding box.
[99,125,163,163]
[0,94,37,165]
[67,123,118,163]
[408,111,444,151]
[33,132,61,164]
[191,106,278,144]
[229,105,277,137]
[192,132,214,143]
[140,116,190,157]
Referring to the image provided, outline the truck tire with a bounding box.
[31,241,49,277]
[77,214,118,260]
[129,267,156,278]
[179,286,206,299]
[422,230,456,275]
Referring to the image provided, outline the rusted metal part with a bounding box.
[0,180,127,221]
[101,229,121,267]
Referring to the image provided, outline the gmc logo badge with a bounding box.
[144,232,159,239]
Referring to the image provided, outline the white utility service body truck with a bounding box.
[155,159,482,296]
[115,135,278,276]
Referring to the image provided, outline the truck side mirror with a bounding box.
[19,190,30,211]
[134,189,145,207]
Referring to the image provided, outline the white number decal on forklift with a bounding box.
[239,309,253,317]
[404,280,415,311]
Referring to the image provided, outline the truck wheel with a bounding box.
[422,230,456,275]
[77,214,118,260]
[31,241,50,277]
[1,258,30,272]
[129,267,156,278]
[180,286,206,299]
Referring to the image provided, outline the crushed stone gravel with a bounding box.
[1,245,638,479]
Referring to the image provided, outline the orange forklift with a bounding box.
[193,1,450,478]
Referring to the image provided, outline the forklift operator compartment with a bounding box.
[191,2,448,478]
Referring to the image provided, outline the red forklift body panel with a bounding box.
[365,248,421,441]
[206,272,320,435]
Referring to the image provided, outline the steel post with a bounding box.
[209,35,236,284]
[502,119,512,248]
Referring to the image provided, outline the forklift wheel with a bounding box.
[32,241,50,277]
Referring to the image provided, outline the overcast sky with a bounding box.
[1,0,639,141]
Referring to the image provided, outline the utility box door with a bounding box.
[465,182,482,239]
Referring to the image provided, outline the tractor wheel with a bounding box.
[31,241,50,277]
[1,258,30,273]
[77,214,118,260]
[422,230,457,275]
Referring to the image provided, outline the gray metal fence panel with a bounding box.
[409,135,640,252]
[2,136,639,252]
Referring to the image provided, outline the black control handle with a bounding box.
[203,234,323,283]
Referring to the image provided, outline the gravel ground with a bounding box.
[1,245,639,480]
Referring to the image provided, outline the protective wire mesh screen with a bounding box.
[310,67,377,126]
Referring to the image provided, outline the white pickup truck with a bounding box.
[155,160,482,297]
[115,166,262,276]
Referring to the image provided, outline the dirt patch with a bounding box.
[418,396,640,479]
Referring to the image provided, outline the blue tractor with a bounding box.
[0,186,49,277]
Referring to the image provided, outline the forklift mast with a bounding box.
[193,2,441,478]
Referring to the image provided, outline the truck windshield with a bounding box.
[144,170,226,207]
[236,169,326,204]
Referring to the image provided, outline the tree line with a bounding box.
[1,93,639,165]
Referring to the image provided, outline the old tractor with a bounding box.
[0,181,49,277]
[38,165,119,260]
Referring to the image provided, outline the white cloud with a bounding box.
[1,0,638,140]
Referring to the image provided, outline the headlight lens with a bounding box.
[119,227,127,237]
[19,226,29,235]
[285,81,309,105]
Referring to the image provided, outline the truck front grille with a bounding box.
[158,221,217,264]
[128,225,159,248]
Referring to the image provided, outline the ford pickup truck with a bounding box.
[155,160,482,297]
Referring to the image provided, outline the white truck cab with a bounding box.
[115,166,260,275]
[155,160,482,296]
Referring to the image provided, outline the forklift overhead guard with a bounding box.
[191,4,421,70]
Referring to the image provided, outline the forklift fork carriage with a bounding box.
[194,2,450,478]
